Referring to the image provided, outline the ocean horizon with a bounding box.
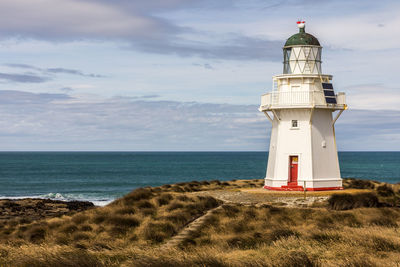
[1,151,399,206]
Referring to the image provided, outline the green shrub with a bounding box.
[377,184,395,197]
[344,179,375,189]
[328,193,379,210]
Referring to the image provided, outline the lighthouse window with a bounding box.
[291,120,298,128]
[283,48,292,74]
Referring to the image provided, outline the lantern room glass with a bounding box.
[283,46,322,74]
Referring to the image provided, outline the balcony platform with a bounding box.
[259,90,346,111]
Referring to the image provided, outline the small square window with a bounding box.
[291,120,298,128]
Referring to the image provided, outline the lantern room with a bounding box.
[283,21,322,75]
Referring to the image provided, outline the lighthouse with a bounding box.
[259,21,347,191]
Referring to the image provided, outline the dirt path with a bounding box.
[162,205,223,249]
[192,189,329,208]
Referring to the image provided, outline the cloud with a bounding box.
[46,68,104,78]
[5,63,42,71]
[0,90,398,151]
[0,0,396,62]
[0,64,105,85]
[0,72,49,83]
[335,109,400,151]
[345,84,400,111]
[5,63,105,78]
[60,87,74,93]
[0,0,181,40]
[193,63,214,69]
[111,95,160,100]
[130,34,282,61]
[0,90,71,104]
[0,0,283,61]
[0,90,268,150]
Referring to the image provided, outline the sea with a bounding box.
[0,152,399,206]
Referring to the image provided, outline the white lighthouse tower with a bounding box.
[259,21,347,191]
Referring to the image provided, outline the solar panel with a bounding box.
[323,90,335,97]
[322,83,333,89]
[321,83,337,104]
[325,97,337,104]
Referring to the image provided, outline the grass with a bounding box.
[0,178,400,266]
[327,192,379,210]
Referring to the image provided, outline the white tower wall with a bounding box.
[310,109,341,188]
[265,109,314,189]
[264,106,344,190]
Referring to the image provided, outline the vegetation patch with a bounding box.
[1,178,400,266]
[328,192,379,210]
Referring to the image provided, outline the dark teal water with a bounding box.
[0,152,398,205]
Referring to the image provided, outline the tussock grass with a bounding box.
[7,247,105,267]
[377,184,395,197]
[156,193,173,206]
[25,225,47,243]
[1,178,400,266]
[142,222,176,243]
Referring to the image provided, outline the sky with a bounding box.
[0,0,399,151]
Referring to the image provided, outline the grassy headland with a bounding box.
[0,178,399,266]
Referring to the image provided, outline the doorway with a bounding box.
[289,156,298,184]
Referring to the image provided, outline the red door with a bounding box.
[289,156,298,184]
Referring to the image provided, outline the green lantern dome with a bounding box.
[284,22,320,47]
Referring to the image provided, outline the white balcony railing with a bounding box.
[260,91,346,110]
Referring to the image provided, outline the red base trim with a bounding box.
[264,185,343,191]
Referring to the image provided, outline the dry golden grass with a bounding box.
[0,178,400,266]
